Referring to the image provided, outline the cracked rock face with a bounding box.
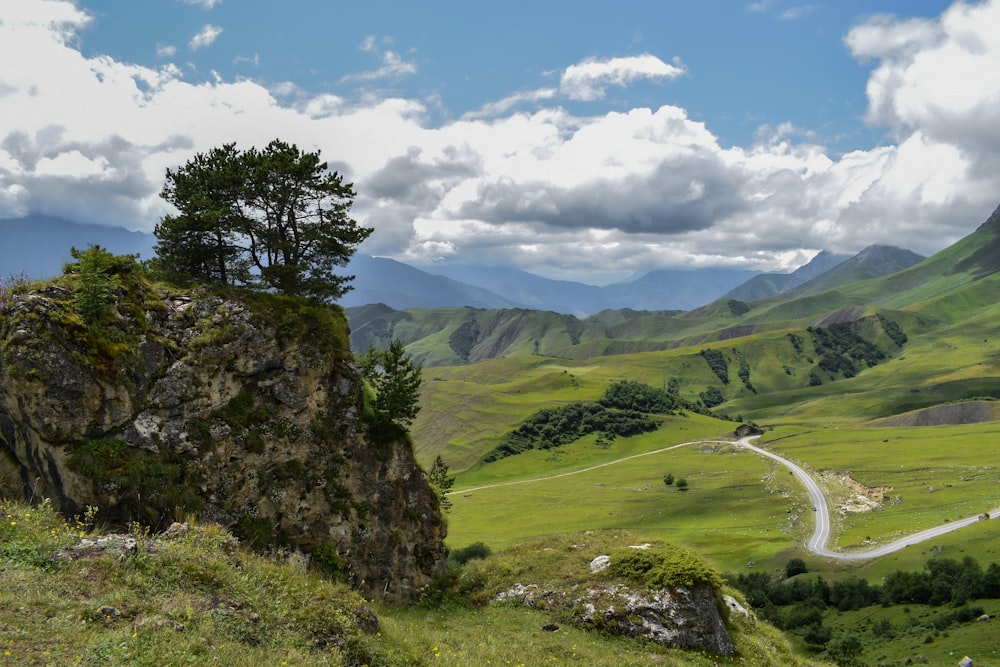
[494,581,735,655]
[0,285,446,602]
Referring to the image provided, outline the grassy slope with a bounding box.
[409,208,1000,584]
[0,499,833,667]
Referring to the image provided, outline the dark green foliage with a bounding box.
[930,604,985,631]
[675,478,689,491]
[884,556,990,606]
[234,516,285,551]
[700,348,729,384]
[825,634,864,667]
[876,313,908,347]
[599,379,681,413]
[153,143,250,286]
[808,322,886,380]
[66,245,141,328]
[312,543,350,581]
[607,543,721,589]
[785,557,807,578]
[870,618,895,639]
[448,319,480,362]
[360,339,423,427]
[829,577,881,611]
[484,402,658,462]
[65,438,203,522]
[427,455,455,512]
[663,473,674,486]
[733,348,755,393]
[809,372,823,386]
[449,541,492,566]
[727,299,750,316]
[156,139,373,300]
[804,623,832,646]
[787,332,804,354]
[699,386,725,408]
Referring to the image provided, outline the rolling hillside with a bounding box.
[406,203,1000,469]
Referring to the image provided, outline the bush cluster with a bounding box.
[484,402,658,462]
[730,555,1000,644]
[808,322,886,379]
[700,348,729,384]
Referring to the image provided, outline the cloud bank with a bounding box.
[1,0,999,282]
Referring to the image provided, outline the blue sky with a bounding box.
[2,0,999,282]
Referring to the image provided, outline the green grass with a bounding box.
[446,430,810,572]
[0,499,400,667]
[755,424,1000,552]
[0,499,833,666]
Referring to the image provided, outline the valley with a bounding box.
[391,205,1000,663]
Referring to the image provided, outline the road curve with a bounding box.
[738,435,1000,560]
[450,434,999,560]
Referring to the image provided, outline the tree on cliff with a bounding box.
[155,140,373,300]
[360,339,423,427]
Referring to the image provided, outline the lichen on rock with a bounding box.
[0,271,446,602]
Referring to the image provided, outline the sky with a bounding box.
[1,0,999,284]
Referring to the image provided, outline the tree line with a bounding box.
[484,380,698,463]
[730,555,1000,651]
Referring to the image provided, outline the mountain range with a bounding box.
[0,214,925,314]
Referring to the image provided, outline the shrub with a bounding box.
[608,544,721,589]
[450,542,492,566]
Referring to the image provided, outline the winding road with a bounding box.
[736,435,1000,560]
[452,435,1000,560]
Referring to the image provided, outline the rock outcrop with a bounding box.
[493,581,735,655]
[0,278,446,601]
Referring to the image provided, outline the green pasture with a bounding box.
[446,432,814,574]
[756,424,1000,552]
[438,416,1000,579]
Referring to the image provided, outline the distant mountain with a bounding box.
[346,206,1000,368]
[338,255,519,310]
[424,263,760,314]
[601,268,760,312]
[723,250,849,301]
[790,245,925,297]
[0,216,156,278]
[423,264,604,315]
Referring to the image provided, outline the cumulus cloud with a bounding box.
[846,0,1000,168]
[559,54,686,101]
[1,0,999,282]
[189,24,222,51]
[181,0,222,8]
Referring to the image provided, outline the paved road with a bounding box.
[451,434,999,560]
[737,435,1000,560]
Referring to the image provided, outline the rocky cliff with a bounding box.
[0,265,446,602]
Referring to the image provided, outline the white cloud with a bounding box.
[466,54,685,119]
[189,24,222,51]
[0,0,998,282]
[340,35,416,83]
[180,0,222,8]
[559,54,686,101]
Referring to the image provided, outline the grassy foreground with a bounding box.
[0,498,832,666]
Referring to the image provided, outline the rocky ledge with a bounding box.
[0,279,445,602]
